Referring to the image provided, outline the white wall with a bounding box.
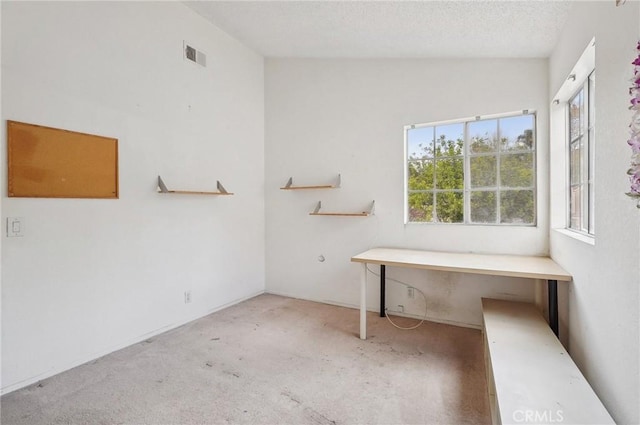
[5,4,635,422]
[0,2,265,393]
[549,2,640,423]
[265,59,551,329]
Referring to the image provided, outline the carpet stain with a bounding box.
[223,370,240,378]
[281,390,301,405]
[282,391,336,425]
[304,406,337,425]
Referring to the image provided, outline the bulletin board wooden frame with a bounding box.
[7,120,119,199]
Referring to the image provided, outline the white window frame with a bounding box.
[404,110,537,226]
[567,72,595,236]
[552,37,595,240]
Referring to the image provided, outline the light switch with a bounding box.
[7,217,24,237]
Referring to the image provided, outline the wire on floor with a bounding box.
[366,265,428,330]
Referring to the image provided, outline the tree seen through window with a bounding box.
[407,114,535,224]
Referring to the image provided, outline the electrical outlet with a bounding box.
[397,304,405,313]
[184,291,192,304]
[407,287,415,299]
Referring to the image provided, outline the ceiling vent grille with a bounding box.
[184,41,207,67]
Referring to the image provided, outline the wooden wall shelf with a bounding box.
[309,200,375,217]
[281,174,341,190]
[157,176,233,195]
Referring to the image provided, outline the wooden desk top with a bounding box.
[351,248,571,282]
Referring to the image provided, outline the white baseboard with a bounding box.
[265,290,482,330]
[1,290,265,396]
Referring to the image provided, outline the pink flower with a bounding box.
[629,170,640,194]
[629,134,640,153]
[630,88,640,109]
[628,44,640,199]
[629,161,640,189]
[631,113,640,132]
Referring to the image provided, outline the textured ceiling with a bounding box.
[183,1,573,58]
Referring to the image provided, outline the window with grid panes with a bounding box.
[568,71,595,235]
[406,112,536,225]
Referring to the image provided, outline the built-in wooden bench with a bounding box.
[482,298,615,425]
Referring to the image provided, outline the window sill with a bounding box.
[553,228,595,246]
[405,221,537,228]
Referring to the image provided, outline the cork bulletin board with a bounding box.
[7,120,118,198]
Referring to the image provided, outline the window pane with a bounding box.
[470,156,497,188]
[500,190,534,224]
[570,185,582,229]
[435,192,463,223]
[469,119,498,153]
[589,183,595,233]
[570,142,582,185]
[408,192,434,222]
[407,126,434,159]
[588,72,595,235]
[435,158,464,189]
[588,72,595,127]
[569,89,583,140]
[408,160,434,190]
[588,127,595,234]
[434,123,464,158]
[500,153,534,187]
[499,115,534,151]
[470,191,497,223]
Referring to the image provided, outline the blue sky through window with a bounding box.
[408,114,534,159]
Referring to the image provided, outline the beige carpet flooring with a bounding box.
[1,294,490,425]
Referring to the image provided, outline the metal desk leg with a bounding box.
[360,263,367,340]
[380,264,386,317]
[548,279,559,337]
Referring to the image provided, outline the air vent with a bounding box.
[185,45,196,62]
[183,41,207,67]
